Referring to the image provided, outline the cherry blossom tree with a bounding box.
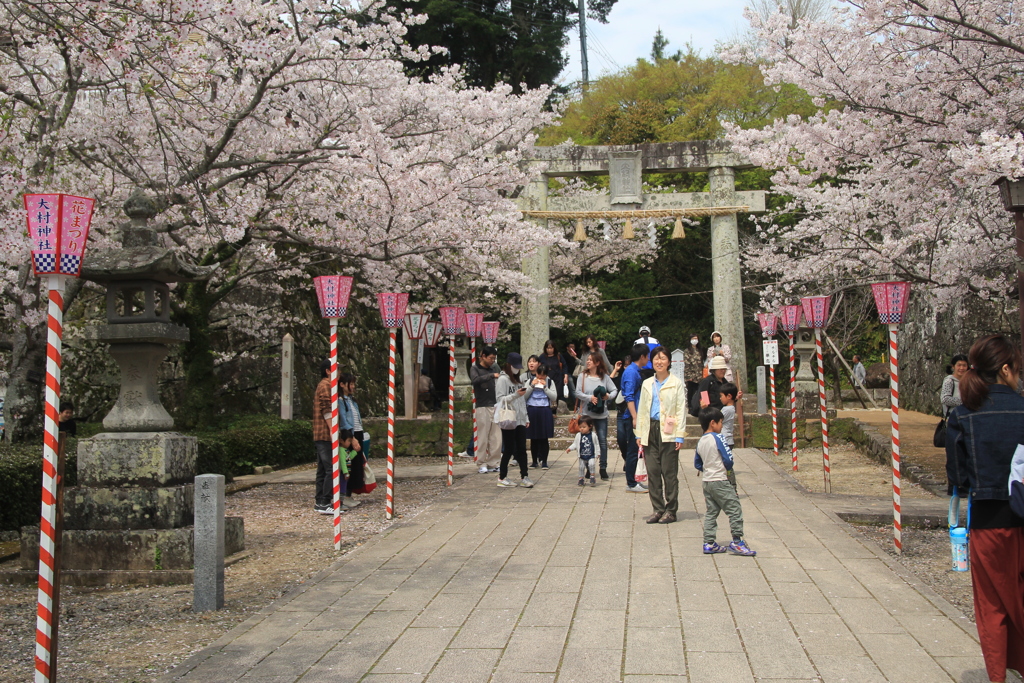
[723,0,1024,310]
[0,0,557,434]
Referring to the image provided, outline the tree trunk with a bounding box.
[174,281,218,430]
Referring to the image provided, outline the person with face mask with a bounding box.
[683,334,705,409]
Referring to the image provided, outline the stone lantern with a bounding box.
[22,192,244,577]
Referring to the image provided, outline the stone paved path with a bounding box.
[166,445,993,683]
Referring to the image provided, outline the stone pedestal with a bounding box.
[21,432,244,574]
[794,328,821,416]
[454,345,473,401]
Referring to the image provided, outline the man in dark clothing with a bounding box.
[617,344,650,493]
[313,359,336,515]
[691,355,730,416]
[470,346,502,473]
[58,401,77,437]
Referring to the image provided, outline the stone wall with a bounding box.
[896,296,1016,416]
[363,414,473,457]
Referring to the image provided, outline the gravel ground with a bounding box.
[0,470,455,683]
[769,443,933,498]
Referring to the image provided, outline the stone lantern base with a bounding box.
[21,432,243,573]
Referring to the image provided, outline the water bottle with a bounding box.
[948,492,969,572]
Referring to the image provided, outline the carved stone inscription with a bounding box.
[608,150,643,205]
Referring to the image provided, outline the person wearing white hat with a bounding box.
[633,325,660,379]
[690,355,732,417]
[706,331,733,383]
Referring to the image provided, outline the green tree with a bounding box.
[539,44,815,145]
[388,0,618,92]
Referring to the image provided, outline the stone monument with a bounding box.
[21,192,243,577]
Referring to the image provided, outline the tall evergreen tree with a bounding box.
[388,0,617,91]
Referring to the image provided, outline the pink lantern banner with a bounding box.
[481,321,500,345]
[871,281,911,324]
[439,306,465,336]
[800,296,831,329]
[404,312,430,340]
[757,313,779,337]
[597,341,607,350]
[25,193,95,277]
[464,313,484,338]
[424,321,444,347]
[314,275,354,319]
[377,293,409,329]
[779,304,802,332]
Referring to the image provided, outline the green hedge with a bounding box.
[193,415,314,480]
[0,441,78,533]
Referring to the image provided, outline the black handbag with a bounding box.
[933,418,947,448]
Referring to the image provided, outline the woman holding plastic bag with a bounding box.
[635,346,688,525]
[945,334,1024,683]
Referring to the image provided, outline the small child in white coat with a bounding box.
[567,415,599,486]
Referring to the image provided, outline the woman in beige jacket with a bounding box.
[635,346,689,524]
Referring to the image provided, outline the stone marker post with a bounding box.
[281,333,294,420]
[193,473,225,612]
[756,366,766,415]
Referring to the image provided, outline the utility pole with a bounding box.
[578,0,589,88]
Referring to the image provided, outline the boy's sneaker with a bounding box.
[342,496,360,509]
[478,465,489,474]
[497,478,516,487]
[313,503,328,514]
[703,542,727,554]
[541,463,549,470]
[627,484,647,493]
[458,451,472,458]
[520,477,535,488]
[728,540,756,556]
[578,478,585,486]
[590,476,596,486]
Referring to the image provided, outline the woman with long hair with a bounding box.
[946,334,1024,682]
[495,353,533,488]
[575,351,618,480]
[539,340,570,413]
[525,355,557,469]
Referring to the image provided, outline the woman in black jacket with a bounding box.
[946,334,1024,683]
[538,340,570,413]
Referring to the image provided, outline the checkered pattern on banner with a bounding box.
[33,253,57,275]
[59,253,81,276]
[377,293,409,329]
[322,306,347,319]
[779,305,802,332]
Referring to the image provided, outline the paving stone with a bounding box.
[810,654,888,683]
[679,611,743,653]
[412,593,480,628]
[557,648,622,682]
[519,591,577,627]
[768,580,833,614]
[857,632,959,683]
[685,651,753,682]
[624,627,685,675]
[787,612,865,656]
[627,590,680,628]
[372,627,456,675]
[450,608,519,649]
[495,626,569,673]
[423,648,501,682]
[566,609,625,650]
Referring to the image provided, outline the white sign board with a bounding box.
[670,349,685,382]
[762,340,779,366]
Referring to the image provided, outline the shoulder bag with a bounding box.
[932,417,946,448]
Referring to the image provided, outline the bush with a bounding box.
[0,441,78,532]
[194,415,314,480]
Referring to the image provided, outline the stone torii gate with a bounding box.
[518,140,765,391]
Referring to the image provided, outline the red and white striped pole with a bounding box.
[770,365,778,459]
[328,320,346,550]
[789,332,798,471]
[34,274,64,683]
[889,324,902,552]
[470,337,477,462]
[385,329,397,519]
[814,329,831,493]
[447,335,455,486]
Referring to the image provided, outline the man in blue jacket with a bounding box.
[617,343,650,492]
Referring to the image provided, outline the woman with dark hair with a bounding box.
[946,334,1024,683]
[940,353,969,416]
[525,355,557,469]
[539,340,570,413]
[575,351,619,480]
[495,353,533,488]
[635,346,688,524]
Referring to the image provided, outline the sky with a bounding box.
[560,0,751,85]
